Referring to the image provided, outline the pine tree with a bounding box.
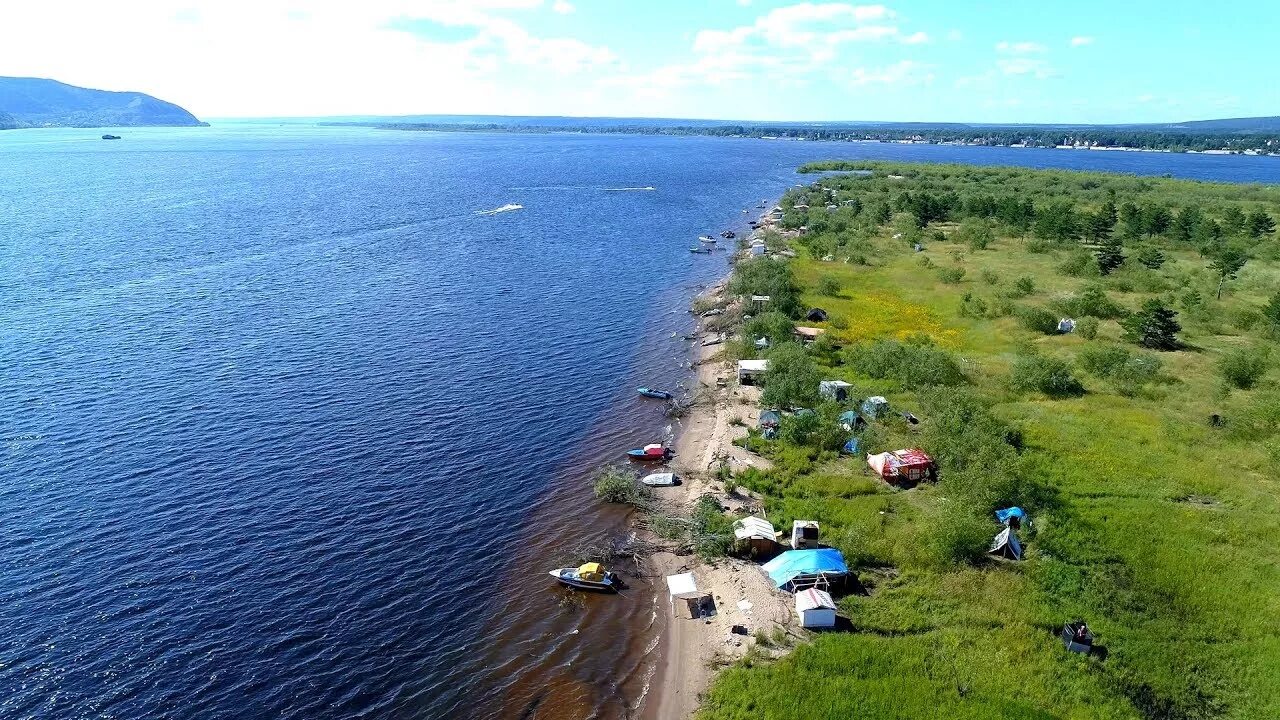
[1247,209,1276,238]
[1263,291,1280,334]
[1136,246,1166,269]
[1222,206,1248,236]
[1209,245,1249,299]
[1096,235,1125,275]
[1122,300,1182,350]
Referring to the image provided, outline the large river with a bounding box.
[1,125,1276,720]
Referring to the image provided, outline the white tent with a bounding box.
[819,380,853,401]
[665,572,697,596]
[796,588,837,628]
[738,359,769,384]
[990,527,1023,560]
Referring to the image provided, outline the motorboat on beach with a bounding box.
[637,387,673,400]
[627,443,672,461]
[641,472,679,487]
[549,562,621,591]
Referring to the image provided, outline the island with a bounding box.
[599,162,1280,719]
[0,76,205,129]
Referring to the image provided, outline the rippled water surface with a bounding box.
[1,125,1276,720]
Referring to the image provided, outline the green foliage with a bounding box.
[743,311,795,348]
[1248,208,1276,238]
[1010,354,1085,397]
[1222,206,1248,236]
[937,266,966,284]
[1017,305,1061,335]
[1208,244,1250,299]
[846,338,966,389]
[1059,284,1125,318]
[1009,276,1036,297]
[1076,315,1099,339]
[980,269,1000,285]
[1121,300,1182,350]
[918,501,996,568]
[1263,291,1280,336]
[817,275,841,297]
[1095,235,1126,275]
[1058,250,1098,277]
[1135,245,1166,269]
[1078,344,1163,395]
[1218,346,1271,390]
[691,496,736,559]
[1033,201,1080,243]
[761,343,821,409]
[593,466,648,505]
[778,403,849,452]
[956,217,995,251]
[730,258,802,316]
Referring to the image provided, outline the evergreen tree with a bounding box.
[1142,205,1173,237]
[1263,291,1280,334]
[1119,202,1144,238]
[1096,235,1126,275]
[1136,246,1166,269]
[1193,217,1223,254]
[1209,245,1250,299]
[1222,206,1248,236]
[1121,300,1182,350]
[1100,198,1118,230]
[1247,208,1276,238]
[1171,205,1202,243]
[1033,201,1080,243]
[1083,210,1114,243]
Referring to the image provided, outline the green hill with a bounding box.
[0,76,204,128]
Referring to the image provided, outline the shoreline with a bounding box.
[639,222,794,720]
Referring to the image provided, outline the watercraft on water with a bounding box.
[721,230,736,239]
[698,235,717,243]
[641,472,679,487]
[627,443,672,461]
[637,387,673,400]
[690,247,712,254]
[549,562,621,591]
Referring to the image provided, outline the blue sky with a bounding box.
[2,1,1275,123]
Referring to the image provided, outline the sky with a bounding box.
[2,0,1276,124]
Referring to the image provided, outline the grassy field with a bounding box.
[698,163,1280,720]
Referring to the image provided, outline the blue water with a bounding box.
[1,125,1277,720]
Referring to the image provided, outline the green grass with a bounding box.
[698,163,1280,720]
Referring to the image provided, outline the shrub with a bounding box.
[1009,276,1036,297]
[1078,344,1132,376]
[917,255,935,269]
[744,312,796,348]
[1060,284,1125,318]
[938,266,967,284]
[1011,355,1085,397]
[846,338,966,388]
[1113,354,1163,396]
[1018,306,1061,335]
[817,275,841,297]
[1077,316,1099,339]
[1219,347,1271,390]
[956,218,995,251]
[1121,300,1182,350]
[1059,250,1097,277]
[729,258,801,317]
[593,466,648,505]
[918,501,996,568]
[761,343,822,409]
[981,269,1000,285]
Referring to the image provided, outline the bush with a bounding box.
[1059,284,1125,319]
[1219,346,1271,390]
[1009,276,1036,298]
[918,501,996,568]
[1078,344,1132,376]
[817,275,841,297]
[917,255,935,269]
[730,258,802,317]
[938,266,967,284]
[743,311,795,348]
[1011,354,1085,397]
[956,218,995,251]
[846,338,966,388]
[593,466,648,505]
[1076,316,1099,339]
[981,269,1000,285]
[1059,250,1097,277]
[1018,306,1061,335]
[761,343,822,408]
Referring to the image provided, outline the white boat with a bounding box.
[549,562,621,591]
[641,472,679,487]
[698,235,717,243]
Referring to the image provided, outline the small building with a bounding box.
[738,359,769,385]
[819,380,853,402]
[733,516,778,558]
[750,243,766,257]
[867,448,937,486]
[796,588,837,628]
[791,520,820,549]
[860,396,890,419]
[805,308,829,322]
[794,326,826,344]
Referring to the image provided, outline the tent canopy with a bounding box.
[838,410,864,430]
[990,527,1023,560]
[759,410,782,427]
[861,396,890,417]
[842,437,860,455]
[996,507,1026,524]
[762,548,848,589]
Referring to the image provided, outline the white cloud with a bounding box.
[1070,36,1094,47]
[849,60,934,86]
[997,57,1054,79]
[996,40,1047,54]
[0,1,614,116]
[901,31,929,45]
[552,0,574,13]
[946,29,963,41]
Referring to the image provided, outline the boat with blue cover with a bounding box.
[637,386,673,400]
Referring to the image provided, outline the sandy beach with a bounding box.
[639,260,799,719]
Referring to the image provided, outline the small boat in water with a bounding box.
[637,387,673,400]
[627,443,672,461]
[549,562,621,591]
[698,235,717,243]
[101,134,121,140]
[641,472,679,487]
[690,247,713,254]
[721,230,736,239]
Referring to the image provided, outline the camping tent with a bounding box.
[738,359,769,384]
[759,410,781,428]
[838,410,864,431]
[819,380,853,402]
[1058,318,1076,334]
[861,396,890,418]
[867,448,936,484]
[841,437,861,455]
[990,527,1023,560]
[995,507,1026,526]
[796,588,837,628]
[762,548,848,591]
[806,308,829,322]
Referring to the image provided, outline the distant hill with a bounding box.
[0,77,204,128]
[1166,116,1280,132]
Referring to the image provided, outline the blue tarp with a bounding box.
[861,396,889,418]
[762,549,848,589]
[996,507,1026,524]
[842,437,860,455]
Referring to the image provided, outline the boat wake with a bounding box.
[476,204,523,216]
